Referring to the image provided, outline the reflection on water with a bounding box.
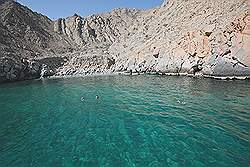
[0,75,250,167]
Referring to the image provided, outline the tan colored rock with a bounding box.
[0,0,250,82]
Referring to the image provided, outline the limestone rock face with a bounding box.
[0,0,74,82]
[161,0,168,7]
[53,8,141,46]
[0,0,249,82]
[109,0,250,77]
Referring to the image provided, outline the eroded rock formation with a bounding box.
[0,0,249,82]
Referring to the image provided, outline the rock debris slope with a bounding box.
[0,0,249,82]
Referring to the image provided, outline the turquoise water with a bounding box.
[0,75,249,167]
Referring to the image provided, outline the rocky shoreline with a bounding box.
[3,70,250,84]
[0,0,249,83]
[1,53,250,83]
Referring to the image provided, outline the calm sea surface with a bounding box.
[0,75,249,167]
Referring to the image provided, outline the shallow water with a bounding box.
[0,75,249,167]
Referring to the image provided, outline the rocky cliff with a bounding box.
[0,0,249,82]
[109,0,250,77]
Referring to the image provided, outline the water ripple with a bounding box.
[0,75,250,167]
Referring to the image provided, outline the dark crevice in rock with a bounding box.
[188,52,197,58]
[153,52,159,58]
[191,60,204,75]
[107,57,115,69]
[232,57,248,68]
[205,32,212,37]
[220,50,231,57]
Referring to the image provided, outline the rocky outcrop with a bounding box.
[0,0,249,83]
[0,56,41,81]
[53,8,141,46]
[0,0,74,82]
[108,0,250,77]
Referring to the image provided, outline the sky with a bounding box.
[17,0,164,20]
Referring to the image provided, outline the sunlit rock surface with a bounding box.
[0,0,249,82]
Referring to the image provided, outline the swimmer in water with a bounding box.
[96,95,99,100]
[81,97,85,101]
[177,100,186,104]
